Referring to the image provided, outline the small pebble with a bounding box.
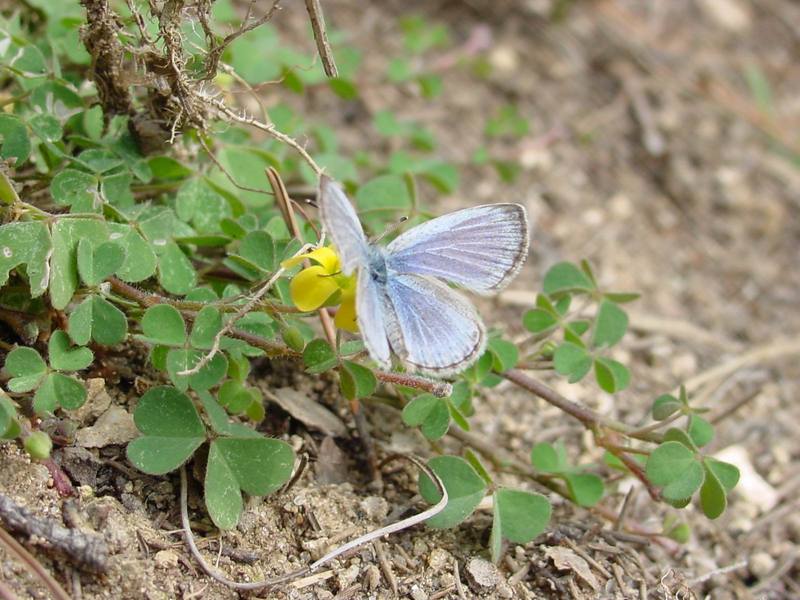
[154,549,179,569]
[749,552,775,579]
[466,557,499,590]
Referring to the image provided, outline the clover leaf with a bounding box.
[77,239,125,286]
[489,488,551,563]
[419,455,487,529]
[68,295,128,346]
[402,394,450,441]
[205,436,295,530]
[5,347,47,392]
[126,386,206,475]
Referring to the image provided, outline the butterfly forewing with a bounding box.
[385,273,486,375]
[386,204,529,295]
[318,176,370,275]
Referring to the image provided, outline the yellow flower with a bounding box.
[283,247,358,333]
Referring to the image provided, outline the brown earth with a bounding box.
[2,0,800,598]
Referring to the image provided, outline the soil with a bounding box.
[2,0,800,598]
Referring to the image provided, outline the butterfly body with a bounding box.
[319,176,529,376]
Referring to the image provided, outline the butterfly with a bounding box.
[318,175,530,376]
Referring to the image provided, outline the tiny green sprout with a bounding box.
[23,431,52,460]
[530,441,605,507]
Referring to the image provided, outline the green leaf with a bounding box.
[24,431,53,459]
[5,347,47,392]
[688,415,714,448]
[0,114,31,165]
[48,330,93,372]
[77,239,125,286]
[463,449,493,486]
[488,338,518,373]
[0,394,20,439]
[148,156,192,180]
[704,458,739,492]
[664,521,691,543]
[340,360,377,400]
[485,105,530,139]
[218,380,257,414]
[238,231,275,272]
[126,386,206,475]
[33,372,86,414]
[490,489,551,562]
[108,224,157,282]
[553,342,592,383]
[464,351,494,384]
[647,442,705,501]
[157,242,197,295]
[594,358,630,393]
[355,174,412,213]
[205,437,295,529]
[542,262,594,296]
[564,473,604,507]
[646,441,696,487]
[50,169,98,208]
[141,304,186,346]
[402,394,450,441]
[419,456,487,529]
[0,221,52,297]
[664,427,698,451]
[50,219,108,309]
[198,391,260,438]
[592,300,628,348]
[699,467,727,519]
[661,460,705,502]
[522,309,558,333]
[652,394,682,420]
[175,178,231,233]
[189,306,222,350]
[68,295,128,346]
[303,339,338,373]
[604,292,640,304]
[166,349,228,392]
[530,442,567,474]
[29,113,63,143]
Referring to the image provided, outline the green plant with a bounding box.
[0,0,741,577]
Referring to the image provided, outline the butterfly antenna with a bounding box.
[372,216,408,244]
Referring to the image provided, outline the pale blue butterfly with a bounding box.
[319,175,530,376]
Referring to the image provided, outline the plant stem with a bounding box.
[503,369,662,443]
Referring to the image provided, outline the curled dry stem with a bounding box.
[179,454,447,591]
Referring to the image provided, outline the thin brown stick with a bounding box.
[269,168,336,347]
[202,0,283,80]
[504,369,660,443]
[304,0,338,77]
[0,526,71,600]
[208,97,322,176]
[0,494,108,573]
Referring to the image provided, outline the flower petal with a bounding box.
[335,293,359,333]
[281,247,340,272]
[290,266,340,311]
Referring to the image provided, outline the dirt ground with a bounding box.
[2,0,800,598]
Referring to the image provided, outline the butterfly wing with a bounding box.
[318,175,370,276]
[355,266,392,369]
[384,273,486,375]
[386,204,529,294]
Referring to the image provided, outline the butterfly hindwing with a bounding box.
[386,204,529,295]
[384,273,486,375]
[355,267,391,369]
